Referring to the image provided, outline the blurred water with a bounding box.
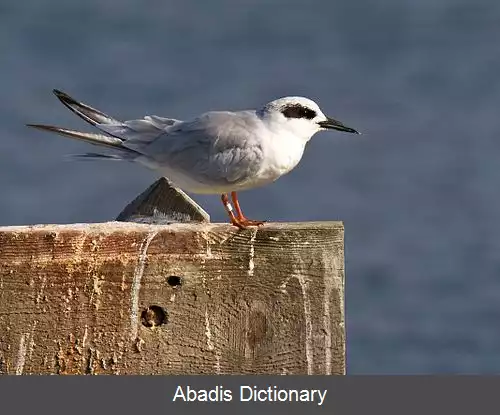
[1,0,500,374]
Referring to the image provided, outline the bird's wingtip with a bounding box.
[26,123,59,132]
[52,89,74,102]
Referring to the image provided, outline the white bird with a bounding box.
[28,90,359,229]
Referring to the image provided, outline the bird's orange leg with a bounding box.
[231,192,265,226]
[221,193,247,229]
[220,193,265,229]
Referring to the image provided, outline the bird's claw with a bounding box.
[230,218,266,229]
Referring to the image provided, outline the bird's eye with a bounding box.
[281,104,316,120]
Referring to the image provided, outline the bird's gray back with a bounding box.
[132,111,266,187]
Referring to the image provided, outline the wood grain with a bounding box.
[0,221,344,375]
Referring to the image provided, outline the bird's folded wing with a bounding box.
[98,116,182,149]
[139,119,265,185]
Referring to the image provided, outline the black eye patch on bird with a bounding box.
[281,104,317,120]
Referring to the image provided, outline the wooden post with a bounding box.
[0,179,344,375]
[0,221,344,375]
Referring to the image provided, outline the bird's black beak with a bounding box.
[318,117,360,134]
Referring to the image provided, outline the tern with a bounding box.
[28,90,359,228]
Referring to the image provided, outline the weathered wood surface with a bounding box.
[116,177,210,224]
[0,221,344,375]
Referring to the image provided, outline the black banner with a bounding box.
[0,376,497,414]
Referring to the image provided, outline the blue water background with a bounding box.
[1,0,500,373]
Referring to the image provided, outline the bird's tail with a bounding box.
[26,124,127,151]
[26,89,141,158]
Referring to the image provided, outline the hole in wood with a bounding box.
[141,306,168,327]
[167,275,182,287]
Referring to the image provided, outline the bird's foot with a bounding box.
[230,217,266,229]
[222,192,266,229]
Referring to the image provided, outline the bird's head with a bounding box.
[258,96,359,141]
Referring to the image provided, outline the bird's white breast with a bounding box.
[253,130,306,184]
